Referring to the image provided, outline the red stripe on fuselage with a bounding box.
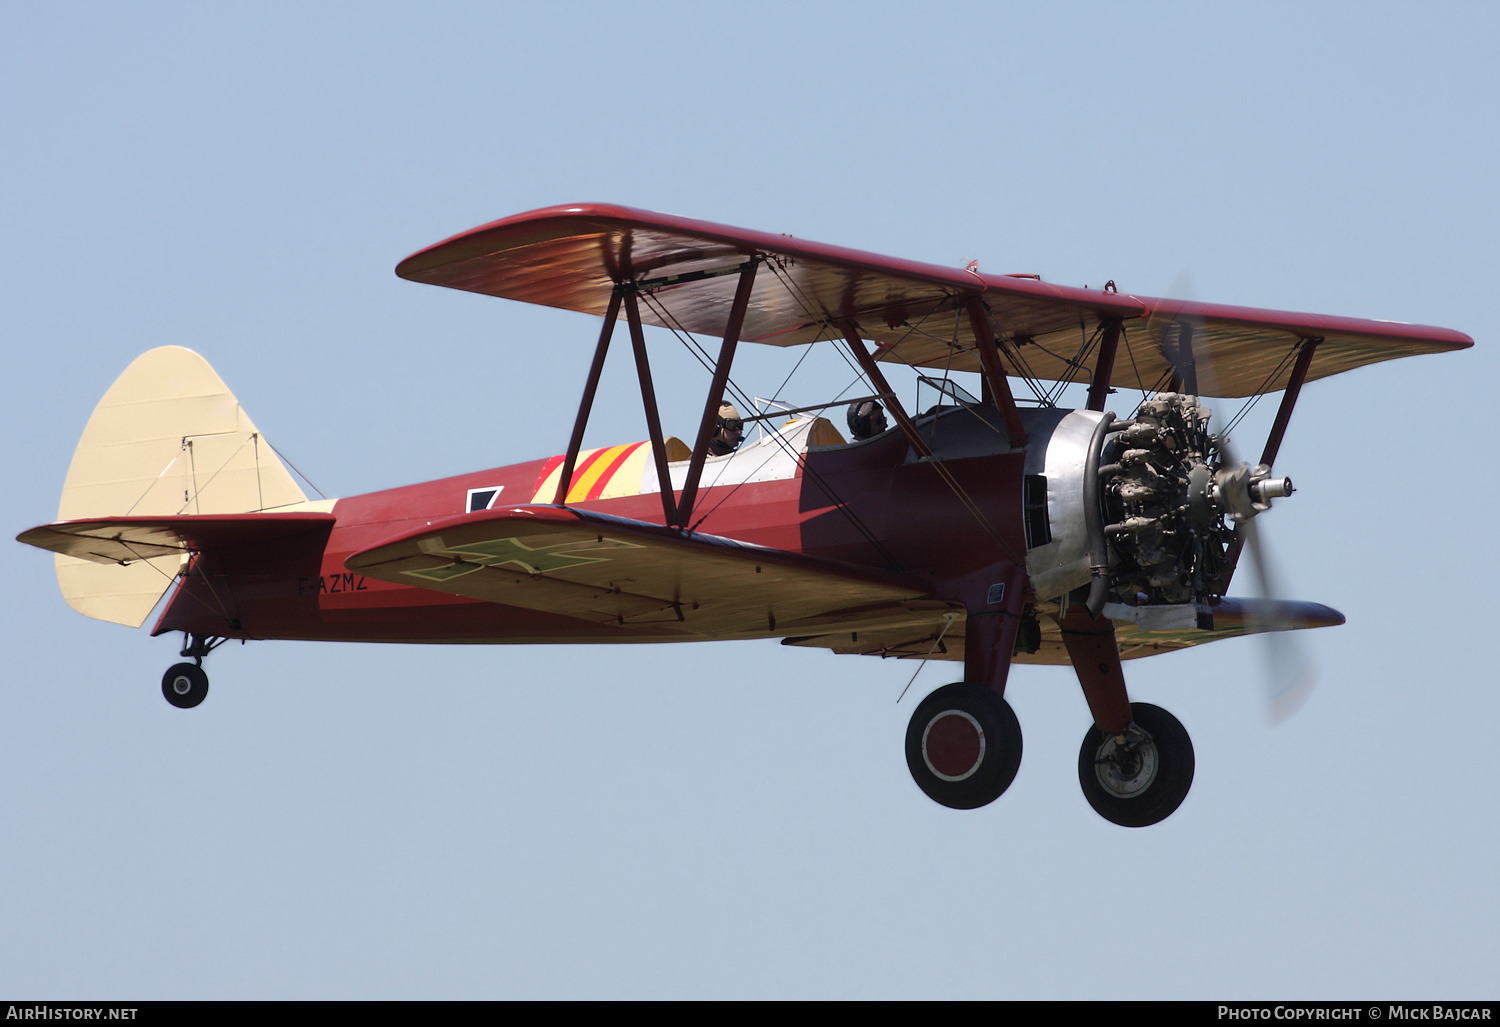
[533,454,565,497]
[566,447,612,494]
[583,441,646,501]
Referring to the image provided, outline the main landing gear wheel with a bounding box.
[1078,702,1194,827]
[162,663,209,709]
[905,683,1023,810]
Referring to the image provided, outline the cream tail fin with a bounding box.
[53,346,325,626]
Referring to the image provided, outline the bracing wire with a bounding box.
[635,288,903,567]
[1220,342,1304,440]
[896,611,960,703]
[642,262,1026,567]
[758,266,1025,564]
[173,432,259,514]
[261,437,327,499]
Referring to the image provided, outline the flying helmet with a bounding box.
[712,402,744,454]
[847,399,888,440]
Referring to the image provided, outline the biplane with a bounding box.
[18,203,1472,826]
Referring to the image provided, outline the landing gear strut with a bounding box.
[1078,702,1194,827]
[905,683,1023,809]
[160,633,226,709]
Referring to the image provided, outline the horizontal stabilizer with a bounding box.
[19,513,337,566]
[346,505,944,638]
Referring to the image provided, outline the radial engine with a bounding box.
[1021,394,1293,614]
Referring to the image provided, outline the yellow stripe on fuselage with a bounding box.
[567,443,631,502]
[529,437,692,505]
[531,448,597,504]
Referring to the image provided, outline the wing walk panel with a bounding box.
[396,203,1472,399]
[344,505,945,637]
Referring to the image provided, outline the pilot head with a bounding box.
[847,399,888,441]
[710,403,744,455]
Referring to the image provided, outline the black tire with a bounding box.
[1078,702,1194,827]
[161,663,209,709]
[905,682,1023,810]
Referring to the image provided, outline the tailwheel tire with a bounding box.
[1078,702,1194,827]
[905,682,1023,810]
[162,663,209,709]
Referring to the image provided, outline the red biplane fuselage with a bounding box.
[154,418,1023,647]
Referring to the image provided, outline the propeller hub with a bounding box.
[1213,461,1294,523]
[1254,476,1294,503]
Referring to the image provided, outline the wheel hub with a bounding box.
[922,710,986,782]
[1093,731,1159,798]
[172,675,193,695]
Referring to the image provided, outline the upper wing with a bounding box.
[395,203,1471,397]
[345,504,952,639]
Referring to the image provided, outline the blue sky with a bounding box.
[2,2,1495,999]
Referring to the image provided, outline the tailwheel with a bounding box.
[905,683,1023,810]
[161,663,209,709]
[1078,702,1194,827]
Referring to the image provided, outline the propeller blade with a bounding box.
[1238,517,1317,723]
[1134,274,1314,722]
[1150,271,1222,399]
[1218,432,1315,723]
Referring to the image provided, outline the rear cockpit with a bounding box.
[642,414,848,496]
